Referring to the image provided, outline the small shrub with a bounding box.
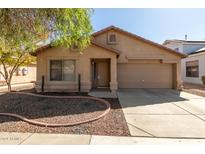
[202,76,205,85]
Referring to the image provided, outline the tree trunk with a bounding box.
[6,81,12,92]
[7,83,11,92]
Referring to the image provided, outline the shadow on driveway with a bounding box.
[118,88,188,107]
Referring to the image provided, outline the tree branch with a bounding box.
[9,53,24,81]
[0,70,6,79]
[1,60,8,80]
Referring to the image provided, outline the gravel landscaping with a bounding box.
[0,92,130,136]
[183,83,205,97]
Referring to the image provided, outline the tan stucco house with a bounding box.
[34,26,186,92]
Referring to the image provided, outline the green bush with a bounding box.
[202,76,205,85]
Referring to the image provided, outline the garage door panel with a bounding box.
[117,63,173,88]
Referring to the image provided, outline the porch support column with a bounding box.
[176,62,182,90]
[174,62,182,90]
[110,57,118,92]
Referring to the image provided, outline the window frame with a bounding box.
[186,60,199,78]
[49,59,76,82]
[107,33,117,44]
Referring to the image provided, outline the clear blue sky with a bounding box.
[91,9,205,44]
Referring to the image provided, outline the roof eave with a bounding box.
[32,41,121,56]
[91,40,120,55]
[189,50,205,56]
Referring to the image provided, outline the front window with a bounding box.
[186,60,199,77]
[50,60,75,81]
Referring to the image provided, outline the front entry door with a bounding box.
[92,59,110,88]
[97,61,109,87]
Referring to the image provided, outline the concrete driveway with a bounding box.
[118,89,205,138]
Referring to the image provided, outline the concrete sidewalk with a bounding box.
[1,132,205,145]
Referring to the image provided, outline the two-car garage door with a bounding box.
[117,63,173,88]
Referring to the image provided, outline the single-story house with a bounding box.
[33,26,185,92]
[163,39,205,85]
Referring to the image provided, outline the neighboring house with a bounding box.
[33,26,185,92]
[0,63,36,86]
[163,40,205,85]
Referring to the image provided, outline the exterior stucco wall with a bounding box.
[36,45,117,92]
[11,65,36,84]
[0,65,36,85]
[94,30,181,61]
[181,53,205,85]
[94,30,182,89]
